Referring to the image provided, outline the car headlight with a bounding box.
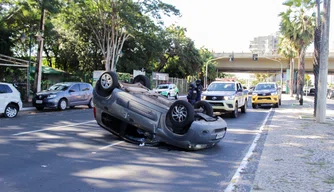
[271,91,278,95]
[224,95,235,100]
[47,94,57,99]
[252,92,258,96]
[201,96,206,100]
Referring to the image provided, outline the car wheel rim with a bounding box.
[61,100,66,109]
[101,73,113,89]
[171,104,187,122]
[6,107,17,118]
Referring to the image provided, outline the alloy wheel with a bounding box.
[101,73,113,89]
[171,104,187,122]
[5,106,17,118]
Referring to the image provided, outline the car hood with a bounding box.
[154,88,169,92]
[36,90,62,95]
[202,91,235,96]
[253,89,277,94]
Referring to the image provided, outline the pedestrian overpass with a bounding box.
[213,52,334,74]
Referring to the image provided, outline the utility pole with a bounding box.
[313,0,321,117]
[316,0,331,123]
[34,7,45,93]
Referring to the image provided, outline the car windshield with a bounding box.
[156,85,169,89]
[48,84,70,91]
[207,83,235,91]
[255,84,276,90]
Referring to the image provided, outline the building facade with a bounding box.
[249,32,280,55]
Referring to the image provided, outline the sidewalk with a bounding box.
[231,94,334,192]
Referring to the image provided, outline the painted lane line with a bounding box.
[12,120,96,136]
[224,108,273,192]
[91,141,125,154]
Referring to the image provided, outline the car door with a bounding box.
[236,83,244,107]
[67,84,81,105]
[80,83,90,104]
[0,84,8,112]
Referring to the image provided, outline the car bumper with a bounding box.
[32,98,59,108]
[204,99,236,112]
[252,95,279,104]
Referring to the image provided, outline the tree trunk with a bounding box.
[297,47,306,105]
[316,0,331,122]
[290,58,294,97]
[313,0,321,117]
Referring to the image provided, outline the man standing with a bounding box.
[195,79,203,102]
[187,83,197,105]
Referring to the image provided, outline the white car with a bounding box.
[0,82,23,118]
[154,83,179,99]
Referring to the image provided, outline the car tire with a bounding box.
[58,99,67,111]
[167,100,195,128]
[241,100,247,113]
[4,104,18,118]
[252,103,257,109]
[133,75,151,89]
[36,106,44,110]
[175,93,178,100]
[231,103,238,118]
[194,101,213,116]
[96,71,120,96]
[88,99,94,108]
[279,99,282,105]
[274,103,279,108]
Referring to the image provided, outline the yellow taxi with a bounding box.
[251,82,281,108]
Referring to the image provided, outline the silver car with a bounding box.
[93,71,227,150]
[32,82,93,110]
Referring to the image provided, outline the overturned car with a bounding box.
[93,71,227,150]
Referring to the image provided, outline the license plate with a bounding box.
[216,132,225,139]
[36,100,43,104]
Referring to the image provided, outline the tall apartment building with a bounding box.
[249,32,279,55]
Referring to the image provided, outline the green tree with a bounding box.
[279,0,315,105]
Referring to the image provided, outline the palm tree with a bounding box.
[279,0,315,105]
[278,36,297,97]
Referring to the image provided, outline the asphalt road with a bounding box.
[0,101,273,192]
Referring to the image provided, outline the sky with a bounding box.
[161,0,334,53]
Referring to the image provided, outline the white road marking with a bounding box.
[91,141,125,153]
[12,120,96,136]
[224,108,273,192]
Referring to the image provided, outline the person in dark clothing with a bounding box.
[195,79,203,102]
[187,83,197,105]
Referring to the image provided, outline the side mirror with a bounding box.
[69,89,75,93]
[238,88,243,92]
[243,86,247,90]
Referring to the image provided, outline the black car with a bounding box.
[93,71,227,150]
[33,82,93,110]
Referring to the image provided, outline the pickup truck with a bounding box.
[201,80,248,118]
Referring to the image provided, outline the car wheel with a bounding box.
[194,101,213,116]
[279,99,282,105]
[167,100,195,128]
[231,103,238,118]
[175,93,178,100]
[96,71,119,96]
[275,103,279,108]
[58,99,67,111]
[133,75,151,89]
[88,99,94,108]
[36,106,44,110]
[4,104,18,118]
[241,100,247,113]
[252,103,257,109]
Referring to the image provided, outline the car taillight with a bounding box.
[93,107,96,119]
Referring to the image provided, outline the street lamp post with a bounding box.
[263,57,283,90]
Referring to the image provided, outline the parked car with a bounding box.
[93,71,227,150]
[0,82,23,118]
[201,80,248,118]
[32,82,93,110]
[154,83,179,99]
[252,82,281,108]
